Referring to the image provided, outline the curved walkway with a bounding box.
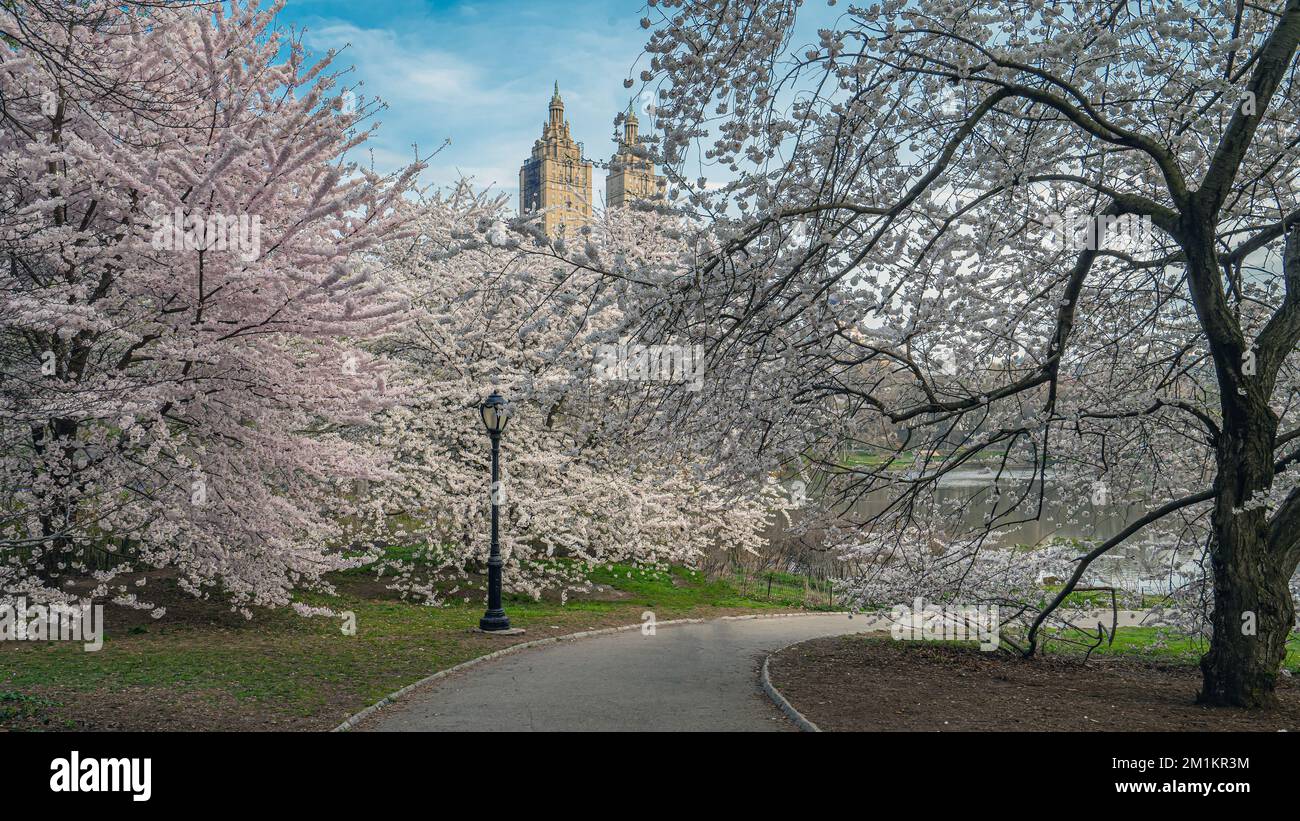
[360,613,876,732]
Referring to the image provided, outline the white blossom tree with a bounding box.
[589,0,1300,707]
[360,188,782,602]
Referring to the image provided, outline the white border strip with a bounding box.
[332,610,841,732]
[761,641,823,732]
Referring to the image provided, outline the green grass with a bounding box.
[0,691,59,723]
[1039,585,1165,609]
[838,450,923,469]
[0,561,818,730]
[1041,626,1300,672]
[577,563,841,610]
[728,569,841,610]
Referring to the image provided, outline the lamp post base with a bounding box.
[478,611,512,632]
[473,626,526,636]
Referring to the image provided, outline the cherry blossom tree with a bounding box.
[0,0,786,622]
[0,1,419,615]
[359,187,782,602]
[601,0,1300,706]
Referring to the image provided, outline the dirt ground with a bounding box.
[767,635,1300,731]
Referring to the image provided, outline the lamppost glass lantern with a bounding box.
[479,391,510,435]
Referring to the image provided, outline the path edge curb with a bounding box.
[332,610,842,732]
[761,641,823,732]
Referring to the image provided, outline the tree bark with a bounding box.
[1200,542,1295,707]
[1199,361,1291,707]
[1181,219,1298,707]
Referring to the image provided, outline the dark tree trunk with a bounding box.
[1199,394,1292,707]
[31,416,80,584]
[1177,208,1300,708]
[1200,546,1295,707]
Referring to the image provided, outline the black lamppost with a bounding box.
[478,390,511,632]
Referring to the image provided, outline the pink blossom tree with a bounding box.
[0,1,419,615]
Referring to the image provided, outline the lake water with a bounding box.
[769,468,1200,592]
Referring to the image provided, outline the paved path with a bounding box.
[362,614,876,732]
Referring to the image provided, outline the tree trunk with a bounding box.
[1200,546,1295,707]
[31,417,80,584]
[1178,223,1298,707]
[1198,402,1292,707]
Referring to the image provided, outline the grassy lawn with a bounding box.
[0,563,810,731]
[1040,625,1300,671]
[839,450,916,469]
[1040,585,1166,609]
[729,569,842,610]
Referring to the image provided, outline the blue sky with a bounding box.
[276,0,661,208]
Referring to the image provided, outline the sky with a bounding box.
[276,0,662,209]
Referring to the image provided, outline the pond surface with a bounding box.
[769,468,1200,592]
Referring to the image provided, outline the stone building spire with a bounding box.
[606,103,660,209]
[549,81,564,128]
[623,109,639,145]
[520,84,593,236]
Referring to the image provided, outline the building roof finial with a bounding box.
[621,100,640,144]
[549,81,564,122]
